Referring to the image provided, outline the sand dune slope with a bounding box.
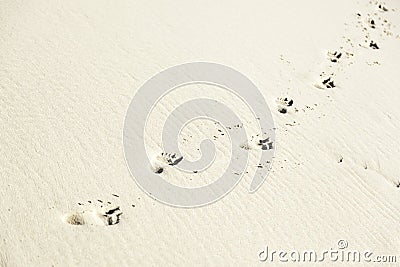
[1,0,400,266]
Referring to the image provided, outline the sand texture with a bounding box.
[1,0,400,266]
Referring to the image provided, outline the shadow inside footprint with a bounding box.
[258,138,274,150]
[369,41,379,49]
[328,51,342,62]
[322,77,335,88]
[65,212,85,226]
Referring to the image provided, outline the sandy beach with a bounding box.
[1,0,400,266]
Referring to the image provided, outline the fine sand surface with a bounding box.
[1,0,400,266]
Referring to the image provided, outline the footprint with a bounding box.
[322,77,335,88]
[377,3,389,12]
[369,40,379,49]
[327,51,343,63]
[151,152,183,174]
[257,138,274,150]
[276,97,294,114]
[277,97,294,107]
[162,152,183,166]
[367,18,376,29]
[101,206,123,225]
[278,107,287,114]
[64,206,122,226]
[315,75,335,89]
[64,212,85,225]
[240,136,273,151]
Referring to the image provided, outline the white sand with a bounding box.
[1,0,400,266]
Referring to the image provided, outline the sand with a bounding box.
[1,0,400,266]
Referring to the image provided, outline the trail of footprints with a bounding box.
[148,113,277,175]
[275,1,400,187]
[63,2,399,223]
[276,0,398,107]
[314,1,396,90]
